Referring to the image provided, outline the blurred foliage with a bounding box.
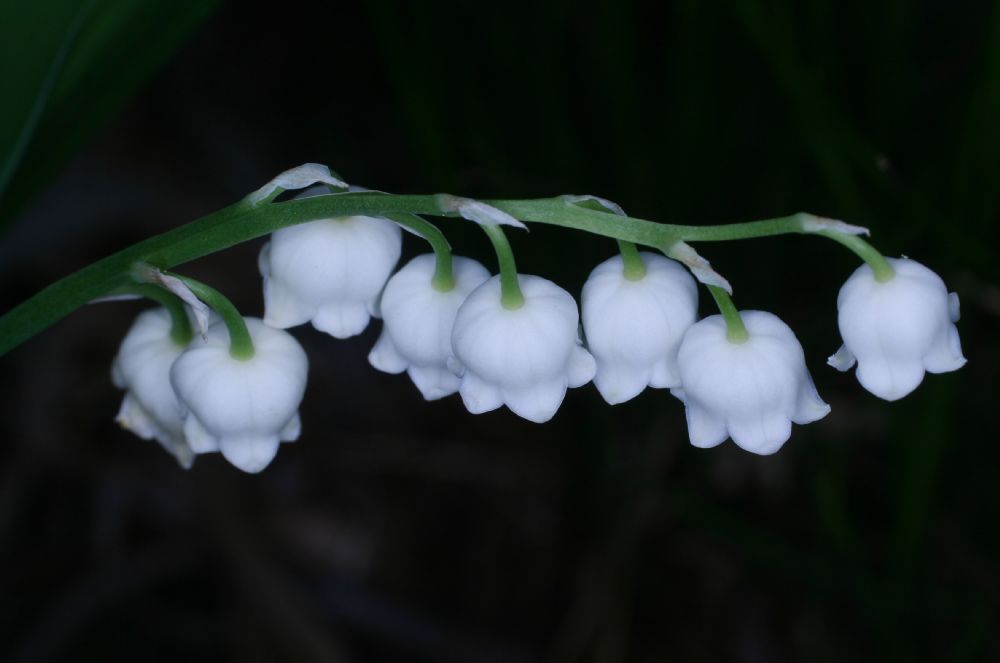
[0,0,219,229]
[0,0,998,662]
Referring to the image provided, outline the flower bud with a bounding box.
[451,275,596,423]
[581,252,698,404]
[369,254,490,400]
[829,257,966,400]
[170,318,308,473]
[671,311,830,455]
[258,189,401,338]
[111,308,194,468]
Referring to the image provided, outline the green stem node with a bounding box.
[709,285,749,344]
[482,225,524,310]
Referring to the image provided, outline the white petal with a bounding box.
[728,414,793,455]
[648,355,681,389]
[502,380,568,423]
[673,391,728,449]
[280,413,301,442]
[567,345,596,388]
[368,331,409,374]
[184,415,219,453]
[312,303,371,339]
[827,344,856,371]
[408,365,462,401]
[793,376,832,424]
[219,435,282,473]
[458,372,504,414]
[923,324,967,374]
[856,357,926,401]
[948,291,960,322]
[593,360,650,405]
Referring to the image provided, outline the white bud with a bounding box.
[451,275,596,423]
[259,189,402,339]
[369,254,491,400]
[582,252,698,404]
[111,308,195,468]
[671,311,830,455]
[830,257,966,400]
[170,318,308,473]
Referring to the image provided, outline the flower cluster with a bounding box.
[108,172,966,472]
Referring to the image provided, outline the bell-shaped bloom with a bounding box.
[111,307,195,468]
[671,311,830,455]
[450,274,596,423]
[581,252,698,404]
[258,189,401,338]
[368,254,491,400]
[829,257,966,401]
[170,318,308,473]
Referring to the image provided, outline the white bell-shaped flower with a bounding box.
[671,311,831,455]
[170,318,308,473]
[111,307,195,468]
[368,254,491,400]
[829,257,966,401]
[581,252,698,404]
[450,275,596,423]
[258,188,402,338]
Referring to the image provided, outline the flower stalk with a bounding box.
[0,182,894,357]
[169,275,255,360]
[708,285,748,344]
[481,225,524,310]
[115,284,193,347]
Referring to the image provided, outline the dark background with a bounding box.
[1,0,998,661]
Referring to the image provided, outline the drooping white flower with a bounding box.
[111,307,195,468]
[828,257,966,401]
[671,311,831,455]
[581,252,698,404]
[170,318,308,473]
[450,274,596,423]
[258,188,402,338]
[368,254,491,400]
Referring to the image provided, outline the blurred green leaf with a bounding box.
[0,0,219,231]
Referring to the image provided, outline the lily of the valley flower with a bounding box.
[829,257,966,400]
[259,187,401,339]
[450,274,596,423]
[170,318,308,473]
[582,252,698,404]
[369,254,491,400]
[111,307,195,468]
[671,311,831,455]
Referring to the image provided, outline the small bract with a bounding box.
[671,311,831,455]
[451,274,596,423]
[829,257,966,400]
[582,252,698,404]
[170,318,308,473]
[369,254,491,400]
[111,307,194,468]
[259,187,401,339]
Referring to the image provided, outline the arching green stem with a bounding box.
[708,285,748,344]
[617,240,647,280]
[481,225,524,310]
[170,275,255,360]
[0,187,892,358]
[382,212,455,291]
[814,230,895,282]
[116,284,193,346]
